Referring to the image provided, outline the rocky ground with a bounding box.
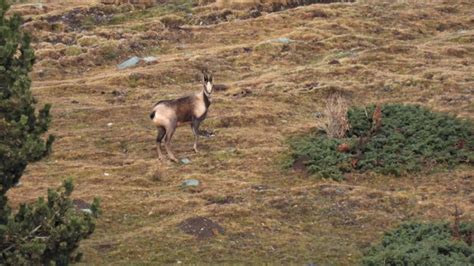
[7,0,474,264]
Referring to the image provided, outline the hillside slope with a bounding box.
[8,0,474,264]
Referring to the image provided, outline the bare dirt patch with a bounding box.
[178,216,225,239]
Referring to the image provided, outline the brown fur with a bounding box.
[150,73,213,162]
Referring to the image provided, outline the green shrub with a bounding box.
[1,179,100,265]
[0,1,100,264]
[289,104,473,180]
[362,222,474,265]
[289,134,352,180]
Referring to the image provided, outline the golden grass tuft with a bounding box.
[322,92,350,138]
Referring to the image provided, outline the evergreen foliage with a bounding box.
[1,1,100,264]
[289,104,473,180]
[1,179,100,265]
[362,222,474,265]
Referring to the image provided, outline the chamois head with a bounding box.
[202,72,213,96]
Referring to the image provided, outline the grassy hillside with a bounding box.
[7,0,474,264]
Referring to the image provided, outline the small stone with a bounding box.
[269,37,292,44]
[81,208,93,214]
[182,179,199,187]
[107,123,113,127]
[181,158,191,164]
[104,172,110,176]
[142,56,158,63]
[251,184,269,191]
[73,199,92,214]
[314,112,324,118]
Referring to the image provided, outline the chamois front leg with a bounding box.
[191,117,201,153]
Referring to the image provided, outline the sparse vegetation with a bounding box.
[289,104,473,180]
[77,36,101,47]
[160,14,186,29]
[97,42,120,61]
[64,46,83,56]
[106,0,195,25]
[6,0,474,264]
[362,221,474,265]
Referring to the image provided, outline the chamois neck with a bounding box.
[202,88,211,98]
[201,89,211,108]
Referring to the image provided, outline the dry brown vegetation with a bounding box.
[322,92,350,138]
[6,0,474,264]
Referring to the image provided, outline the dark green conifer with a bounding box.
[1,1,99,264]
[289,104,473,180]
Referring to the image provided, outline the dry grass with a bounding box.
[215,0,354,9]
[322,92,350,138]
[6,0,474,264]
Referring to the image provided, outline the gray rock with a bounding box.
[182,179,199,187]
[181,158,191,164]
[269,37,293,44]
[117,56,140,69]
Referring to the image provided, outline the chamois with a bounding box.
[149,73,214,162]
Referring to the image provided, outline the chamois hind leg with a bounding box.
[191,117,201,153]
[164,120,179,163]
[156,126,166,160]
